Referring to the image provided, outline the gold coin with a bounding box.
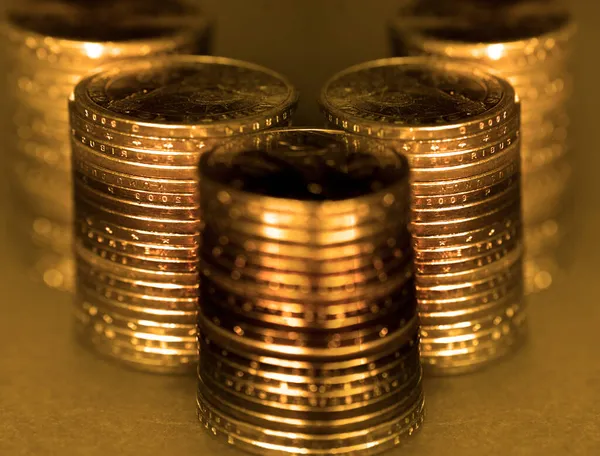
[412,173,519,211]
[200,258,413,304]
[414,223,520,262]
[199,135,410,218]
[199,310,418,361]
[410,199,521,237]
[406,125,519,169]
[197,369,422,429]
[408,140,519,181]
[205,215,407,246]
[421,318,527,375]
[75,180,199,220]
[3,0,210,62]
[201,244,410,289]
[320,56,517,140]
[72,156,197,194]
[415,246,523,286]
[200,330,419,373]
[419,295,524,327]
[75,241,198,284]
[77,261,198,299]
[74,171,196,208]
[76,299,196,339]
[202,282,414,330]
[76,214,199,247]
[72,140,198,179]
[412,210,520,249]
[389,0,573,304]
[196,386,424,455]
[74,194,200,234]
[72,56,298,138]
[202,232,408,275]
[410,157,519,196]
[195,128,421,449]
[74,314,196,374]
[3,0,213,301]
[77,235,198,274]
[71,125,203,167]
[198,364,421,419]
[411,183,520,223]
[78,222,197,260]
[391,2,574,63]
[76,283,197,317]
[200,304,416,352]
[69,111,219,151]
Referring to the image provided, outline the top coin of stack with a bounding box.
[389,0,576,293]
[70,55,298,373]
[1,0,211,291]
[196,128,424,455]
[320,57,526,375]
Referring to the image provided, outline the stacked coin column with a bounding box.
[1,0,210,291]
[390,0,576,293]
[196,129,424,455]
[321,57,527,374]
[69,56,297,373]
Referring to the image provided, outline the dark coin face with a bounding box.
[421,13,569,43]
[400,0,570,43]
[84,59,295,124]
[8,0,197,42]
[401,0,550,15]
[200,130,408,201]
[322,61,504,126]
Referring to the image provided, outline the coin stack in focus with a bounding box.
[196,129,424,455]
[1,0,211,291]
[390,0,576,294]
[69,56,298,373]
[321,57,527,374]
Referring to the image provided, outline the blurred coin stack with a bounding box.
[69,56,298,373]
[1,0,211,291]
[196,129,424,455]
[321,58,527,374]
[390,0,576,294]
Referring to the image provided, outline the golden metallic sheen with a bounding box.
[2,0,211,292]
[389,0,575,294]
[196,128,424,455]
[320,57,526,375]
[70,55,298,373]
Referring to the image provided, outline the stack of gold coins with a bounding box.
[69,56,298,373]
[320,57,527,375]
[389,0,576,294]
[196,129,424,455]
[2,0,211,292]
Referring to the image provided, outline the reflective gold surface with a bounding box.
[320,58,526,374]
[389,0,575,295]
[0,0,599,455]
[70,56,298,373]
[2,0,211,292]
[196,129,423,454]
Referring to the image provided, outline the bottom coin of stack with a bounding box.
[196,129,424,455]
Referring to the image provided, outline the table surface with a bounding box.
[1,1,600,455]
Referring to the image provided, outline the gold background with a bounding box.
[0,0,599,454]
